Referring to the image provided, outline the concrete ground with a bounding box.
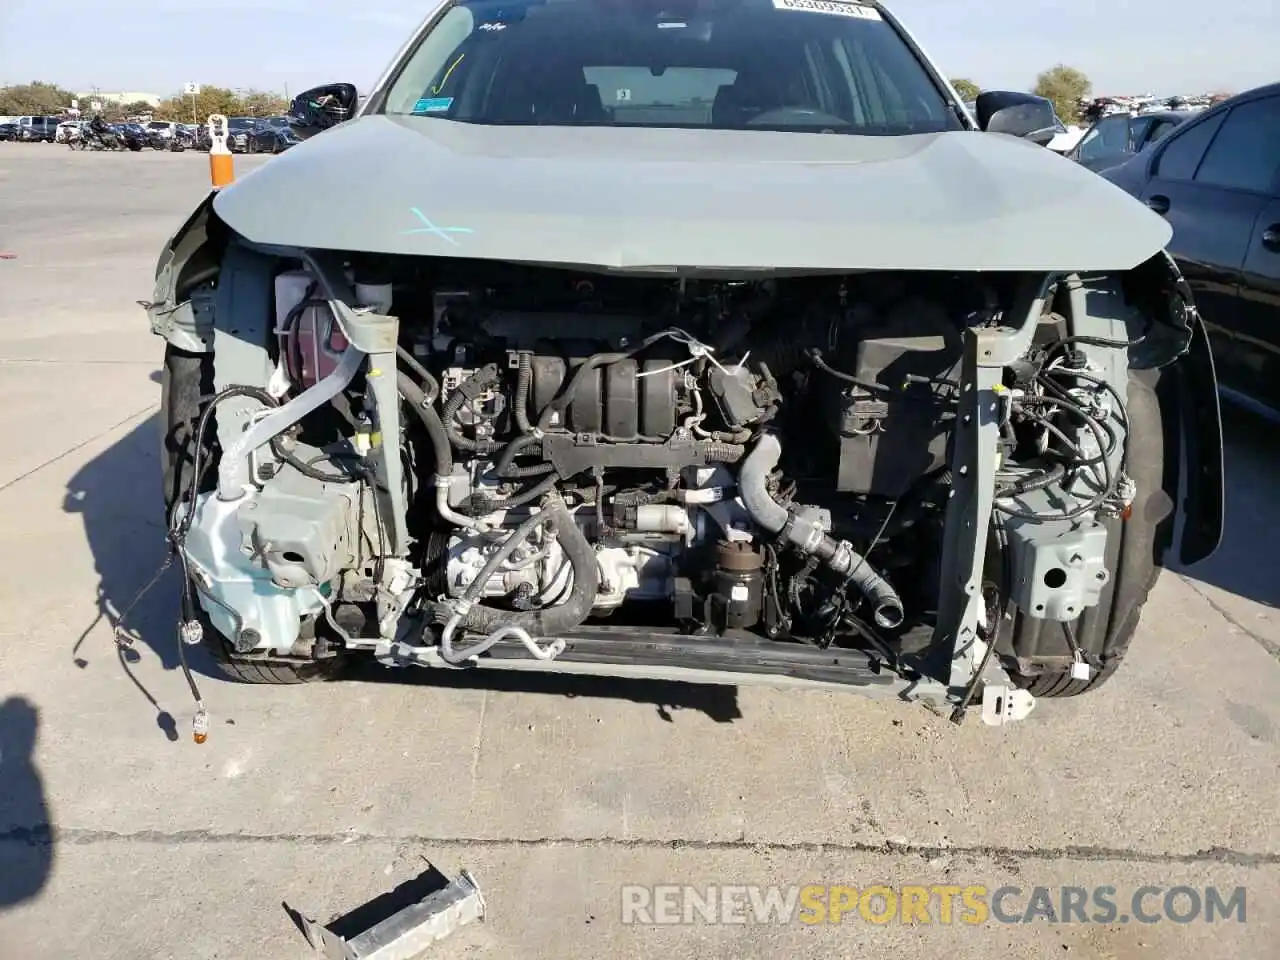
[0,143,1277,960]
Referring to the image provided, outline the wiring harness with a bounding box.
[994,334,1135,522]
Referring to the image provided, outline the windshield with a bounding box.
[381,0,958,135]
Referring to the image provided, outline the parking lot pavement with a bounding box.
[0,143,1277,959]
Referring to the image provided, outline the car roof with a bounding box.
[1212,82,1280,106]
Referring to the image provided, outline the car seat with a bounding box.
[489,58,608,124]
[711,73,788,127]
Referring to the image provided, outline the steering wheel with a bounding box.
[746,106,850,127]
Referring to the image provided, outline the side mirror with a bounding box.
[288,83,359,138]
[975,91,1060,143]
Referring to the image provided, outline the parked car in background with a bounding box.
[1070,110,1190,173]
[16,116,59,142]
[1044,124,1085,155]
[245,116,300,153]
[0,121,19,141]
[1103,83,1280,416]
[144,120,189,148]
[55,120,85,143]
[225,116,259,153]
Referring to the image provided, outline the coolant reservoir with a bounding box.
[274,270,348,387]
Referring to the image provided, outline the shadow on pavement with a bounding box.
[0,697,52,909]
[1174,405,1280,609]
[64,416,741,724]
[350,661,742,723]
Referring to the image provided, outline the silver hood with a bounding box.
[212,114,1171,273]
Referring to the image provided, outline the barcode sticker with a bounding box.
[771,0,883,19]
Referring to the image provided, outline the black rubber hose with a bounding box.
[271,439,361,484]
[1000,463,1066,497]
[454,498,598,638]
[535,352,629,432]
[697,440,746,463]
[737,434,789,534]
[529,330,682,435]
[514,351,533,434]
[490,433,543,478]
[807,347,890,395]
[739,434,903,629]
[397,370,452,478]
[172,384,278,540]
[396,345,438,400]
[502,462,556,478]
[465,473,561,515]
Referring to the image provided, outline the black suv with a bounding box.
[17,116,59,142]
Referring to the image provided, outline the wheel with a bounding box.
[200,617,345,684]
[161,344,345,684]
[998,366,1174,697]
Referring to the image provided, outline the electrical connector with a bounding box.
[192,705,210,744]
[1070,650,1092,681]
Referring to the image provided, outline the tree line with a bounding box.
[0,81,287,121]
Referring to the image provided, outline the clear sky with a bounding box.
[1,0,1275,98]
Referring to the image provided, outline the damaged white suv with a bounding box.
[146,0,1222,725]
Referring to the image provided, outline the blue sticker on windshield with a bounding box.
[413,97,454,114]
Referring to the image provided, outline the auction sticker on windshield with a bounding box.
[771,0,883,19]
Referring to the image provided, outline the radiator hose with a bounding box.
[739,433,904,630]
[438,497,598,664]
[398,370,489,530]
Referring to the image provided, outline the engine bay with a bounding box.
[176,253,1140,707]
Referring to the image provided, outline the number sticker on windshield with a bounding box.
[771,0,883,19]
[413,97,454,114]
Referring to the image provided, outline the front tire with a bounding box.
[201,621,345,684]
[999,368,1173,697]
[161,344,345,684]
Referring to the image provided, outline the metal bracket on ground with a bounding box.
[294,867,485,960]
